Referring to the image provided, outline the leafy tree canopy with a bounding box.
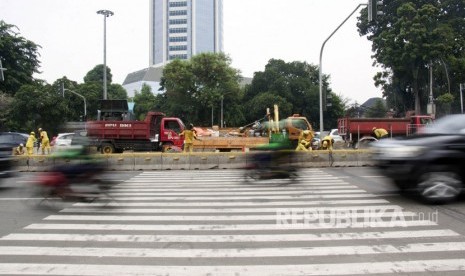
[357,0,465,116]
[364,99,388,118]
[134,83,157,120]
[0,20,41,95]
[83,64,112,84]
[160,53,242,126]
[243,59,344,130]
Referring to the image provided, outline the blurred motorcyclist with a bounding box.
[295,130,313,151]
[52,144,104,182]
[250,131,295,174]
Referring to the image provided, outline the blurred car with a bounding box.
[372,114,465,203]
[0,132,27,180]
[0,132,28,150]
[355,136,378,149]
[51,133,75,148]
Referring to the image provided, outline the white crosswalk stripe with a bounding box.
[1,168,464,275]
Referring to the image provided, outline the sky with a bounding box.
[0,0,382,104]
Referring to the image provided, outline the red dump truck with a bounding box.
[86,111,185,153]
[338,115,433,146]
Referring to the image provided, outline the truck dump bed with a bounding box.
[193,136,269,151]
[86,121,151,140]
[338,117,411,137]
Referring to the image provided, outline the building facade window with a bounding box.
[169,36,188,42]
[150,0,223,66]
[169,1,187,7]
[169,19,188,25]
[169,54,188,60]
[169,45,188,51]
[169,28,187,33]
[169,10,187,16]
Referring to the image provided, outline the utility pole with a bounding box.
[460,83,464,114]
[427,61,436,117]
[0,59,7,82]
[63,88,87,118]
[97,9,114,100]
[319,3,366,133]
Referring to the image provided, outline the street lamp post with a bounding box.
[63,88,87,118]
[97,9,114,100]
[0,59,7,82]
[318,3,365,133]
[460,83,464,114]
[221,95,224,128]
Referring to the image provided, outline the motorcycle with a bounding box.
[26,160,113,208]
[243,150,299,183]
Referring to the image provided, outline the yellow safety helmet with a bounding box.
[30,131,35,135]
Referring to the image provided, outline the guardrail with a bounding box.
[12,150,375,172]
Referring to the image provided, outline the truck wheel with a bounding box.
[162,142,174,153]
[101,144,115,154]
[416,168,463,204]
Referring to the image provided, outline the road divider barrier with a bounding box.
[13,150,375,171]
[133,153,162,171]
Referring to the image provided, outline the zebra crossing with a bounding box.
[1,169,465,275]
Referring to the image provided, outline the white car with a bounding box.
[312,129,345,149]
[52,133,75,148]
[329,129,344,144]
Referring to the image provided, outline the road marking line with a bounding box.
[116,182,350,187]
[2,229,457,243]
[72,199,390,207]
[2,259,465,275]
[111,186,358,196]
[111,185,357,192]
[104,194,378,201]
[24,220,435,231]
[61,204,401,214]
[44,211,417,221]
[1,242,464,258]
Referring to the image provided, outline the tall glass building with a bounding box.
[149,0,223,67]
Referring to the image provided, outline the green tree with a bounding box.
[76,82,102,120]
[134,83,157,120]
[0,20,41,95]
[0,92,13,131]
[79,65,119,119]
[436,92,454,115]
[53,77,83,122]
[243,59,344,130]
[365,99,388,118]
[83,64,112,84]
[7,82,68,135]
[160,53,242,126]
[358,1,461,115]
[108,83,128,100]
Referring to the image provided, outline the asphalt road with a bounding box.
[0,167,465,275]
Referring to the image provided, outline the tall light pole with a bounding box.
[63,88,87,119]
[0,59,6,82]
[61,82,87,118]
[318,3,365,133]
[97,9,114,100]
[460,83,464,114]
